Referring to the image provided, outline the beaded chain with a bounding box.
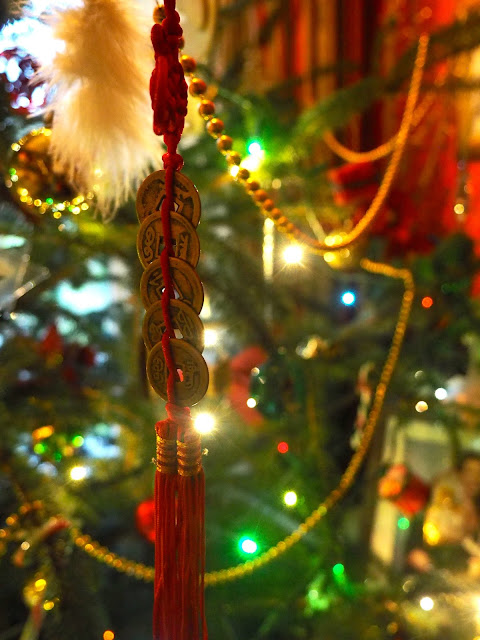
[183,34,429,251]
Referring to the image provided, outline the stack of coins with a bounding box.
[137,169,209,406]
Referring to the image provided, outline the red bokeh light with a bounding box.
[277,441,289,454]
[421,296,433,309]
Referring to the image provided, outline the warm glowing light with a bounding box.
[241,154,263,172]
[283,491,298,507]
[419,596,434,611]
[277,441,289,454]
[70,465,87,481]
[454,202,465,215]
[239,537,258,554]
[204,328,218,347]
[434,387,448,400]
[421,296,433,309]
[283,245,303,265]
[423,522,440,545]
[43,601,55,611]
[341,291,356,306]
[415,401,428,413]
[194,412,216,435]
[34,578,46,592]
[32,425,54,441]
[323,252,335,264]
[229,165,240,177]
[246,397,257,408]
[103,631,115,640]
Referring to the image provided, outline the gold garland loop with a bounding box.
[184,34,429,253]
[65,259,414,586]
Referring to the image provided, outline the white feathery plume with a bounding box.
[38,0,162,220]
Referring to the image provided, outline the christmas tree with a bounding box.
[2,1,480,639]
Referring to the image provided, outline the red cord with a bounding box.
[149,4,207,640]
[150,0,188,405]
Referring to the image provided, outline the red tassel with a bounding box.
[153,410,207,640]
[177,429,206,640]
[153,419,177,640]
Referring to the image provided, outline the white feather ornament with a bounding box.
[39,0,161,220]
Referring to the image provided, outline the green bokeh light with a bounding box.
[72,435,84,447]
[332,563,345,577]
[398,517,410,530]
[239,537,258,555]
[247,140,263,156]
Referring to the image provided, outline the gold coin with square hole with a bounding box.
[140,257,204,313]
[143,299,204,351]
[146,338,209,406]
[137,211,200,268]
[136,170,201,226]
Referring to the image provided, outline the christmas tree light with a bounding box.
[193,412,216,435]
[70,465,88,481]
[419,597,434,611]
[239,537,258,555]
[283,491,298,507]
[340,291,356,306]
[283,245,303,265]
[434,387,448,400]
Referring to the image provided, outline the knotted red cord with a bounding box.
[149,3,207,640]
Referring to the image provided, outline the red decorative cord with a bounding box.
[149,4,207,640]
[150,0,188,404]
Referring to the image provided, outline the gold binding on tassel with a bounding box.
[177,433,203,477]
[156,436,178,474]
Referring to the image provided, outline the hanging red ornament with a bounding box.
[138,3,208,639]
[327,161,379,207]
[378,464,430,517]
[135,498,156,543]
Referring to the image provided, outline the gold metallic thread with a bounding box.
[155,436,177,474]
[177,436,203,477]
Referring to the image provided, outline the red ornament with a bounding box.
[135,498,155,543]
[378,464,430,517]
[327,161,379,207]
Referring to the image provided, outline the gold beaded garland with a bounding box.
[206,118,224,137]
[180,55,196,73]
[246,179,260,191]
[226,151,242,166]
[198,100,215,119]
[236,167,250,180]
[216,135,234,153]
[189,78,207,96]
[182,37,429,253]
